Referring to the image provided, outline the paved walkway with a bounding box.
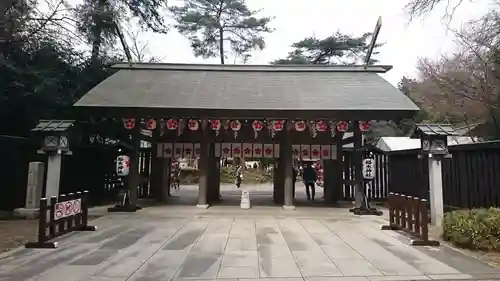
[0,185,499,281]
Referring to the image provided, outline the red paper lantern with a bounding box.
[295,121,306,132]
[123,118,135,129]
[336,121,349,132]
[359,120,372,132]
[252,120,264,131]
[146,118,156,130]
[230,120,241,131]
[188,119,199,131]
[273,120,284,131]
[315,120,327,132]
[166,119,178,130]
[211,119,221,131]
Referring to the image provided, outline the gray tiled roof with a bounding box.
[74,63,419,119]
[413,124,460,137]
[31,120,75,132]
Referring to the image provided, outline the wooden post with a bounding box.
[353,121,363,209]
[414,196,421,235]
[49,196,57,238]
[283,127,295,210]
[394,193,401,226]
[388,193,394,224]
[406,195,413,232]
[197,119,210,208]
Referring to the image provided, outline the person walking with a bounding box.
[235,164,244,188]
[302,163,317,200]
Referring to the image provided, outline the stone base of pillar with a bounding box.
[108,205,142,212]
[349,207,383,216]
[282,205,296,210]
[196,204,210,209]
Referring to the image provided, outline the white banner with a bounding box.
[54,199,82,220]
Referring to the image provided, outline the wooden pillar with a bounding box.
[273,158,284,204]
[353,121,364,208]
[197,120,210,208]
[149,143,163,201]
[207,142,217,204]
[161,158,171,202]
[127,129,141,208]
[214,158,221,201]
[283,128,294,209]
[332,132,344,202]
[323,160,334,203]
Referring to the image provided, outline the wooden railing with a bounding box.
[25,190,97,248]
[381,192,439,246]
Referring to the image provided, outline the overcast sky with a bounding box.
[123,0,491,86]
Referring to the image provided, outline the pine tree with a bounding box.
[272,32,382,65]
[170,0,273,64]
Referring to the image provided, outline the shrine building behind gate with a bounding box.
[74,63,419,209]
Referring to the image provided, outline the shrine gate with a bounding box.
[73,63,419,210]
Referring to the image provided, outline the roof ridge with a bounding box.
[111,63,393,73]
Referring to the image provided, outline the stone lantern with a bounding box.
[410,124,459,227]
[411,124,458,157]
[31,120,75,199]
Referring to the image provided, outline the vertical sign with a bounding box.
[252,143,263,158]
[173,143,183,158]
[163,143,173,158]
[221,143,231,158]
[362,158,376,180]
[242,143,253,158]
[156,143,164,158]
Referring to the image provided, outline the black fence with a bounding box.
[388,141,500,210]
[342,151,390,201]
[0,136,154,211]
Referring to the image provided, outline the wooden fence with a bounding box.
[382,192,439,246]
[25,191,96,248]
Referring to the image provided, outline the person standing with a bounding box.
[302,163,317,200]
[292,166,298,187]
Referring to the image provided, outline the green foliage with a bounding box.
[272,32,383,65]
[0,4,118,136]
[74,0,168,62]
[443,208,500,251]
[180,167,272,184]
[170,0,273,64]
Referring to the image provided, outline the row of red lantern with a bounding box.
[122,118,372,133]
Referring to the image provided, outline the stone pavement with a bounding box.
[0,185,499,281]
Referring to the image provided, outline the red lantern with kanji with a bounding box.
[273,120,284,131]
[188,119,199,131]
[315,120,327,132]
[359,120,372,132]
[211,119,221,130]
[146,118,156,130]
[295,121,306,132]
[230,120,241,139]
[336,121,349,132]
[252,120,264,139]
[166,119,178,130]
[210,119,221,136]
[122,118,135,129]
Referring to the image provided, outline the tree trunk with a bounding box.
[90,0,106,66]
[219,28,224,64]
